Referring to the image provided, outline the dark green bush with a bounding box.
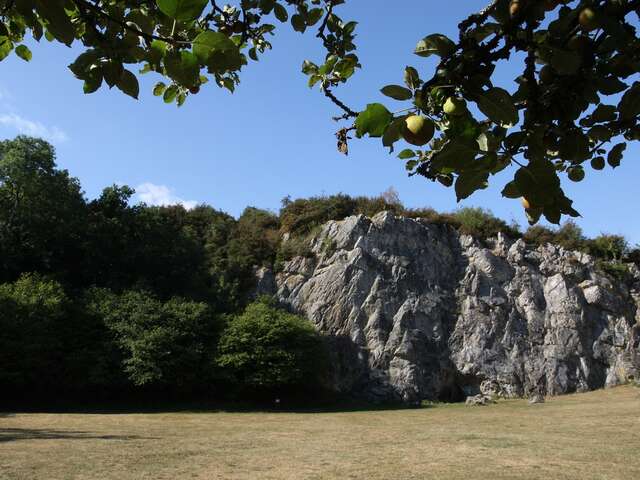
[0,274,121,394]
[216,298,328,393]
[87,289,220,390]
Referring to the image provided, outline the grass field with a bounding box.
[1,386,639,480]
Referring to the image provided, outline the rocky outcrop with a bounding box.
[268,212,640,404]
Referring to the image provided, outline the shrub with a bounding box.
[0,274,69,391]
[87,289,220,390]
[553,221,586,251]
[0,274,120,394]
[598,261,631,282]
[216,298,327,393]
[587,234,629,262]
[626,247,640,266]
[523,225,557,246]
[274,234,315,271]
[450,207,520,239]
[279,192,404,235]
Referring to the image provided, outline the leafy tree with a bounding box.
[87,288,219,389]
[0,136,87,283]
[0,274,69,390]
[1,1,639,221]
[226,207,280,272]
[0,274,122,394]
[216,297,328,392]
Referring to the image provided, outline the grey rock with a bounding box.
[263,211,640,404]
[465,394,494,406]
[253,266,276,298]
[528,394,545,404]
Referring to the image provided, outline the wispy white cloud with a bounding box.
[0,85,10,102]
[0,113,69,143]
[135,182,198,210]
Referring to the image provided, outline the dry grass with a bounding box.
[1,386,639,480]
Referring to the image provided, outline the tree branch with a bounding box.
[323,86,357,118]
[73,0,191,46]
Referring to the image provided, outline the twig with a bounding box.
[323,86,357,118]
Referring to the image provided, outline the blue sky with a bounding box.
[0,1,638,243]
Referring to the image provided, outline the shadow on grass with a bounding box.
[0,428,157,443]
[0,401,433,416]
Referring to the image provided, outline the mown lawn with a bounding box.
[1,386,639,480]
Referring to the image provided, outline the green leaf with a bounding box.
[156,0,208,21]
[587,125,613,142]
[618,82,640,120]
[455,170,489,201]
[291,14,306,33]
[586,104,617,124]
[15,45,32,62]
[165,50,199,87]
[192,30,242,73]
[415,34,455,58]
[355,103,393,138]
[380,85,413,101]
[163,85,178,103]
[547,48,582,76]
[382,117,406,151]
[430,139,479,171]
[543,205,561,225]
[477,132,500,152]
[404,66,420,90]
[0,36,13,61]
[514,160,560,207]
[397,149,416,160]
[597,76,627,95]
[607,143,626,168]
[193,30,234,61]
[102,60,124,88]
[83,70,103,94]
[35,0,75,46]
[558,130,590,162]
[68,50,100,77]
[475,88,518,127]
[501,181,521,199]
[153,82,167,96]
[273,4,288,22]
[116,69,140,99]
[306,8,324,26]
[405,160,418,171]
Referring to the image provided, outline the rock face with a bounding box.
[269,212,640,404]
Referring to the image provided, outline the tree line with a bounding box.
[0,136,328,406]
[1,136,637,406]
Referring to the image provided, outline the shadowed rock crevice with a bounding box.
[268,212,640,404]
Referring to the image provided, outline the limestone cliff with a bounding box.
[262,212,640,404]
